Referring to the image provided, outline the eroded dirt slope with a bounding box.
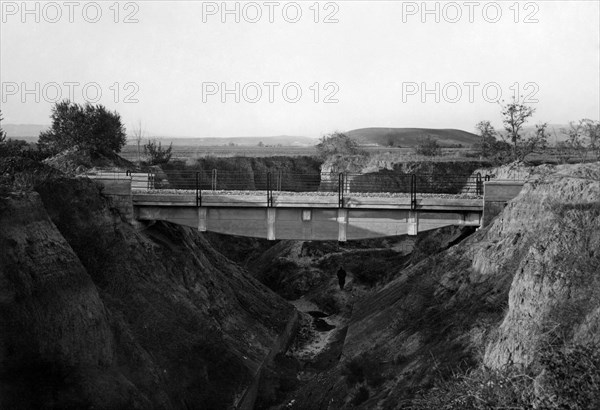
[284,162,600,409]
[1,171,295,409]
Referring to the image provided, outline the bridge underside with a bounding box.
[134,194,482,241]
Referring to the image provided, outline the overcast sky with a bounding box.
[1,0,598,137]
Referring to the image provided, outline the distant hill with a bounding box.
[346,128,480,147]
[498,124,571,144]
[150,136,318,147]
[1,125,317,147]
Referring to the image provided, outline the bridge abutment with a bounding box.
[482,181,525,226]
[91,177,136,223]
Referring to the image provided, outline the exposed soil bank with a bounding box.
[0,159,297,409]
[204,226,478,409]
[281,162,600,409]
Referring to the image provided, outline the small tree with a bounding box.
[522,122,550,159]
[474,120,512,162]
[414,136,442,157]
[38,100,126,156]
[499,98,535,160]
[475,120,498,158]
[131,120,144,163]
[561,119,600,162]
[316,132,363,159]
[144,139,173,165]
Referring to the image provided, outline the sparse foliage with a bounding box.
[414,136,442,157]
[144,139,173,165]
[560,119,600,162]
[520,122,550,159]
[474,120,497,158]
[499,98,535,160]
[316,132,364,159]
[410,342,600,410]
[38,100,127,156]
[474,121,512,163]
[132,120,144,163]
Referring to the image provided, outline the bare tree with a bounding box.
[560,119,600,163]
[131,120,145,163]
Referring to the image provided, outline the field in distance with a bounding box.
[120,144,319,160]
[119,144,480,161]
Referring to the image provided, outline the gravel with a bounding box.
[133,189,482,200]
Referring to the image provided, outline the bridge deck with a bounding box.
[132,190,483,211]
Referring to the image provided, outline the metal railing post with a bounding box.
[196,172,202,207]
[410,174,417,211]
[147,170,153,190]
[267,172,273,207]
[338,172,345,208]
[277,170,282,191]
[476,172,482,196]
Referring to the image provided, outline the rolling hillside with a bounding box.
[346,127,480,147]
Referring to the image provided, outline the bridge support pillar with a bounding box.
[337,209,348,242]
[408,211,419,236]
[198,207,207,232]
[267,208,276,240]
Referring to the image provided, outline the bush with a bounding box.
[38,100,126,157]
[144,139,173,165]
[414,136,442,157]
[409,342,600,410]
[537,343,600,409]
[316,132,365,159]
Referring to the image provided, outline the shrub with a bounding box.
[38,100,126,157]
[536,343,600,409]
[414,136,442,157]
[316,132,365,159]
[144,139,173,165]
[409,342,600,410]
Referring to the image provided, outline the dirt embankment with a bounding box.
[204,226,477,409]
[281,162,600,409]
[0,164,296,409]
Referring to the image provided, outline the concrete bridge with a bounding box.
[90,171,524,241]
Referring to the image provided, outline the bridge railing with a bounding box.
[99,168,494,209]
[124,169,493,194]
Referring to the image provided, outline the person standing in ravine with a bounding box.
[337,266,347,290]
